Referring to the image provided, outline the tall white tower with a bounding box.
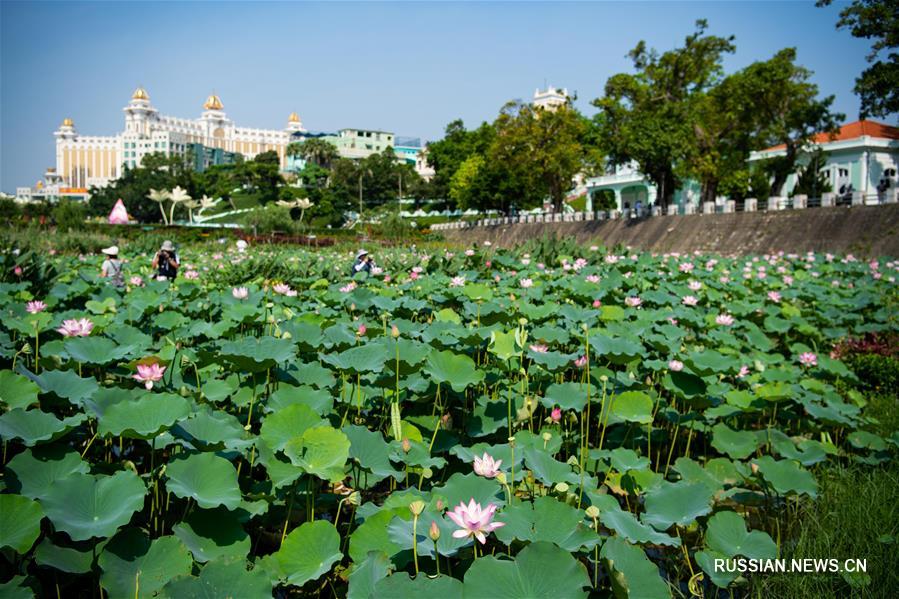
[533,86,569,111]
[200,93,232,148]
[123,87,158,135]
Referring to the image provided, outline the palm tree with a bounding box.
[297,139,340,170]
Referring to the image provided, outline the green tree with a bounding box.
[592,20,736,207]
[425,120,495,204]
[790,148,832,197]
[818,0,899,120]
[287,138,340,170]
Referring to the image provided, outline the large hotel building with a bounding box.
[16,87,433,201]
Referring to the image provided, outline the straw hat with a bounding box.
[101,245,119,256]
[355,249,369,260]
[161,240,174,251]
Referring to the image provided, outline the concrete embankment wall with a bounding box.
[437,205,899,257]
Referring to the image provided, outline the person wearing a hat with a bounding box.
[152,240,180,281]
[100,245,124,288]
[350,249,373,276]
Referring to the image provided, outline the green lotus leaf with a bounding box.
[201,376,239,403]
[432,472,505,509]
[423,349,484,392]
[283,425,350,482]
[704,510,777,560]
[41,471,146,541]
[0,575,33,599]
[591,448,650,472]
[173,405,247,449]
[0,494,44,554]
[592,335,644,363]
[165,452,241,510]
[34,538,94,574]
[99,530,193,599]
[260,404,323,452]
[160,558,273,599]
[847,430,887,452]
[694,549,739,588]
[64,336,130,364]
[99,392,191,439]
[373,573,464,598]
[590,494,678,546]
[266,385,333,415]
[523,447,582,487]
[494,495,601,551]
[322,343,390,373]
[347,551,392,599]
[462,283,493,302]
[753,456,817,497]
[642,481,714,530]
[5,446,90,500]
[343,424,402,482]
[600,305,626,321]
[601,537,672,599]
[29,368,99,403]
[711,423,759,460]
[0,370,40,410]
[541,382,596,411]
[687,350,736,375]
[663,370,707,399]
[0,408,85,446]
[463,541,591,598]
[273,520,342,587]
[488,330,520,362]
[349,509,403,563]
[609,391,654,424]
[173,506,250,563]
[220,336,296,371]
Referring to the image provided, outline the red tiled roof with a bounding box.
[758,119,899,152]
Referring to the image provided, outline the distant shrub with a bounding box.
[52,200,87,232]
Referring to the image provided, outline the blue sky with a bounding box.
[0,1,875,192]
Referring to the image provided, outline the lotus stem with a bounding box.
[411,515,420,575]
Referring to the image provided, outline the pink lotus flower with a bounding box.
[682,295,699,306]
[529,344,548,353]
[625,296,642,307]
[357,324,367,336]
[473,453,502,478]
[273,283,292,295]
[551,407,562,423]
[410,271,420,281]
[737,365,750,378]
[13,266,23,276]
[783,276,793,286]
[520,278,533,288]
[57,318,93,337]
[668,359,684,372]
[688,280,702,291]
[26,300,47,314]
[592,299,601,308]
[450,275,466,287]
[485,261,492,268]
[232,287,249,300]
[340,281,357,293]
[465,249,475,256]
[184,270,200,280]
[574,355,587,368]
[678,262,694,273]
[448,499,505,544]
[130,276,143,287]
[798,352,818,367]
[767,291,781,303]
[133,362,166,390]
[715,314,734,326]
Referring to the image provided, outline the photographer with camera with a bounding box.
[151,240,180,281]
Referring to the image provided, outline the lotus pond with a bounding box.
[0,244,896,598]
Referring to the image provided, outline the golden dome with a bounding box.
[62,117,74,127]
[203,94,224,111]
[132,87,149,100]
[288,112,300,123]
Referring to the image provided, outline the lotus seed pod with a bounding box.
[555,482,570,494]
[429,520,440,541]
[496,471,507,485]
[347,491,361,506]
[585,505,600,518]
[409,500,426,516]
[599,375,609,382]
[282,331,292,340]
[542,432,552,442]
[402,438,411,453]
[518,317,528,326]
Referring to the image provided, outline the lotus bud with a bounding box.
[585,505,600,519]
[402,438,411,453]
[750,462,759,475]
[409,500,426,517]
[435,499,444,511]
[122,460,139,474]
[421,467,433,479]
[347,491,361,506]
[282,331,292,340]
[391,325,400,338]
[508,436,516,448]
[496,471,507,485]
[429,520,441,541]
[555,482,570,494]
